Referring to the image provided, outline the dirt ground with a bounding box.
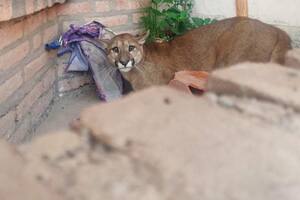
[34,85,99,136]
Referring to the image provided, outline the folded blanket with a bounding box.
[81,41,123,101]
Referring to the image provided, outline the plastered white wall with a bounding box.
[193,0,300,46]
[248,0,300,27]
[193,0,236,19]
[193,0,300,26]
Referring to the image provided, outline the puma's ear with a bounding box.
[137,30,150,45]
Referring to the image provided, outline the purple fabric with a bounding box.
[62,21,105,47]
[58,21,106,72]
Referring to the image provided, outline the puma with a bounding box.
[102,17,292,91]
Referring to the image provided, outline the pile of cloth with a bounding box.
[46,21,123,102]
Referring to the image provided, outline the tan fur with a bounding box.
[103,17,292,91]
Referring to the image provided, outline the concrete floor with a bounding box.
[34,86,100,135]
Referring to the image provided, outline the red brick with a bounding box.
[115,0,149,10]
[57,2,91,16]
[17,68,55,121]
[0,110,16,138]
[43,24,59,43]
[26,0,66,15]
[0,41,30,72]
[24,11,47,35]
[132,13,144,24]
[58,75,91,93]
[24,53,49,81]
[138,0,151,8]
[16,82,44,121]
[36,0,47,12]
[47,6,57,21]
[56,54,69,77]
[32,32,42,51]
[42,68,56,91]
[26,0,35,14]
[9,116,31,143]
[0,0,13,21]
[57,63,66,77]
[0,72,23,104]
[0,20,24,49]
[95,1,110,12]
[94,15,129,27]
[48,0,67,7]
[31,89,54,125]
[115,0,130,10]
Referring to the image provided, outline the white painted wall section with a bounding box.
[248,0,300,26]
[193,0,300,26]
[193,0,236,19]
[193,0,300,46]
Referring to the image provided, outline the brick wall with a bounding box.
[0,0,148,143]
[0,7,59,142]
[0,0,66,22]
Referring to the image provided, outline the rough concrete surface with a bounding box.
[34,85,99,136]
[207,62,300,111]
[79,87,300,200]
[1,61,300,200]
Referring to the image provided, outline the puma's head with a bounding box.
[101,31,149,72]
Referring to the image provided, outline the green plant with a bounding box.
[141,0,216,42]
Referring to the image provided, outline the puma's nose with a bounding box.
[120,60,129,66]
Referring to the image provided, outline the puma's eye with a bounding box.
[129,45,136,52]
[112,47,119,53]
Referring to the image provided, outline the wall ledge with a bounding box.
[0,0,66,22]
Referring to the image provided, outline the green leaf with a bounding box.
[179,11,188,20]
[140,0,217,43]
[153,0,162,4]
